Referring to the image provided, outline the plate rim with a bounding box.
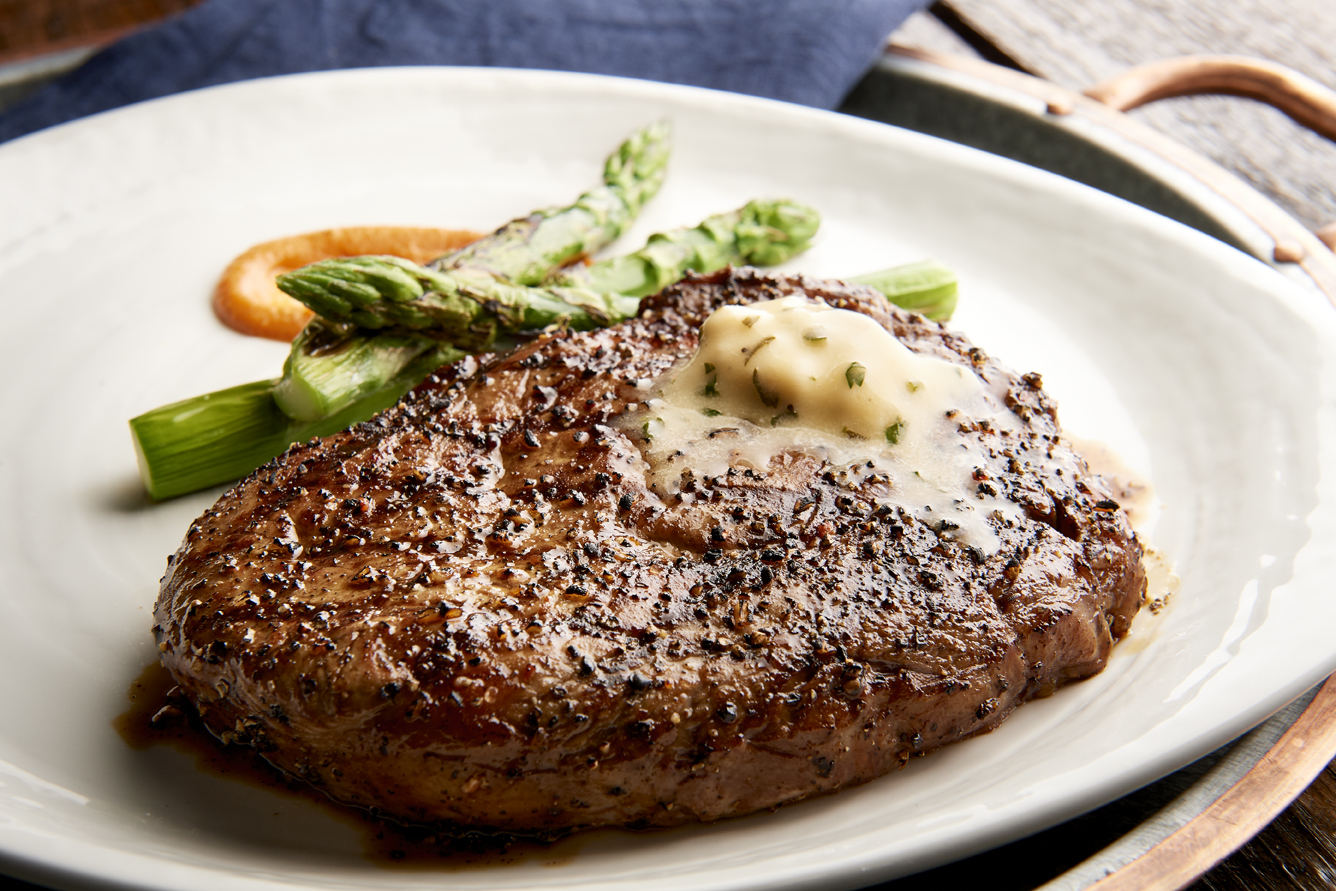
[3,63,1336,891]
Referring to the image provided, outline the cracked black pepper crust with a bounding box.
[154,267,1145,833]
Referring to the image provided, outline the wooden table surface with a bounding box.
[2,2,1334,890]
[892,0,1336,235]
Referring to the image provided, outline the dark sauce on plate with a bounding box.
[115,660,585,869]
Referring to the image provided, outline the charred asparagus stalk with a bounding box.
[267,268,641,424]
[130,345,456,503]
[436,120,671,284]
[548,197,820,297]
[132,124,673,499]
[271,199,819,421]
[275,259,642,339]
[278,199,818,338]
[270,121,674,421]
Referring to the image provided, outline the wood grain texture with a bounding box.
[887,8,984,59]
[937,0,1336,231]
[1195,768,1336,891]
[1085,677,1336,891]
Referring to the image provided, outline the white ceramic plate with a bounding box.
[3,67,1336,891]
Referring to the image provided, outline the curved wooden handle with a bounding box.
[1083,56,1336,139]
[1084,56,1336,251]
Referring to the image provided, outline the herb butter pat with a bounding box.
[631,296,1024,554]
[663,296,980,441]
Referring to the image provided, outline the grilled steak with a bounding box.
[154,267,1145,832]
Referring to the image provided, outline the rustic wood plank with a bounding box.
[1196,766,1336,890]
[888,9,985,60]
[937,0,1336,231]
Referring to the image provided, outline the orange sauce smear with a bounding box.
[213,227,482,342]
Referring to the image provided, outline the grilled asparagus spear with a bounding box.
[849,259,957,321]
[435,120,671,284]
[279,198,817,340]
[270,121,674,421]
[275,259,642,340]
[271,199,818,421]
[130,203,820,499]
[548,197,820,297]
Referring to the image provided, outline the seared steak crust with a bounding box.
[155,268,1144,832]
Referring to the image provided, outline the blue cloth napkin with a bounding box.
[0,0,926,144]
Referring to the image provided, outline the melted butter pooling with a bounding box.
[629,297,1025,554]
